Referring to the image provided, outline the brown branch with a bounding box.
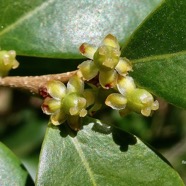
[0,71,77,94]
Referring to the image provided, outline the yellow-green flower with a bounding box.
[124,88,159,117]
[86,84,114,116]
[0,50,19,77]
[78,34,132,89]
[105,76,159,117]
[40,75,89,131]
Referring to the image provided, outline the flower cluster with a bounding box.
[105,76,159,117]
[39,75,94,131]
[0,50,19,77]
[40,34,159,130]
[78,34,159,117]
[78,34,132,89]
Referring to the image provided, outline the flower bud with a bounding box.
[40,77,88,130]
[93,45,120,71]
[99,69,118,89]
[126,88,159,116]
[78,60,98,81]
[105,93,127,110]
[0,50,19,76]
[79,43,97,60]
[117,76,136,95]
[101,34,120,49]
[62,92,87,116]
[115,57,132,76]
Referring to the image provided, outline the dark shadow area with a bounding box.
[48,123,78,138]
[49,117,137,154]
[83,117,137,152]
[20,164,34,186]
[91,121,112,135]
[85,117,137,152]
[25,174,35,186]
[111,127,137,152]
[11,56,83,76]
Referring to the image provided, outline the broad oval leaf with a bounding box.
[35,119,184,186]
[0,142,33,186]
[0,0,162,58]
[122,0,186,109]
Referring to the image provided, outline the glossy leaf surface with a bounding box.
[0,142,33,186]
[0,0,162,58]
[122,0,186,109]
[36,119,184,186]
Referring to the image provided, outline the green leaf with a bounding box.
[22,154,40,181]
[122,0,186,109]
[0,0,162,58]
[35,118,184,186]
[131,53,186,109]
[0,142,33,186]
[2,110,46,156]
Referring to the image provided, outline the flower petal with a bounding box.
[102,34,120,50]
[79,108,88,117]
[141,107,151,117]
[41,97,61,115]
[99,70,117,89]
[115,57,132,76]
[152,100,159,110]
[94,46,120,71]
[78,60,98,81]
[51,110,67,125]
[67,74,84,94]
[79,43,97,59]
[8,50,19,69]
[105,93,127,110]
[47,80,66,100]
[69,96,87,116]
[117,76,136,95]
[83,89,95,107]
[12,60,19,69]
[140,92,153,105]
[77,97,87,109]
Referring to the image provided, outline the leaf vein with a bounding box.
[132,50,186,64]
[70,137,97,186]
[0,0,55,36]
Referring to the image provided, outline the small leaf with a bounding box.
[122,0,186,109]
[0,0,162,58]
[0,142,33,186]
[35,118,184,186]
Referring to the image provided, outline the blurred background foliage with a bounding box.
[0,56,186,183]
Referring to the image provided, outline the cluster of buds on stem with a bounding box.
[0,35,159,131]
[78,34,132,89]
[39,75,95,131]
[78,34,159,119]
[39,34,159,130]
